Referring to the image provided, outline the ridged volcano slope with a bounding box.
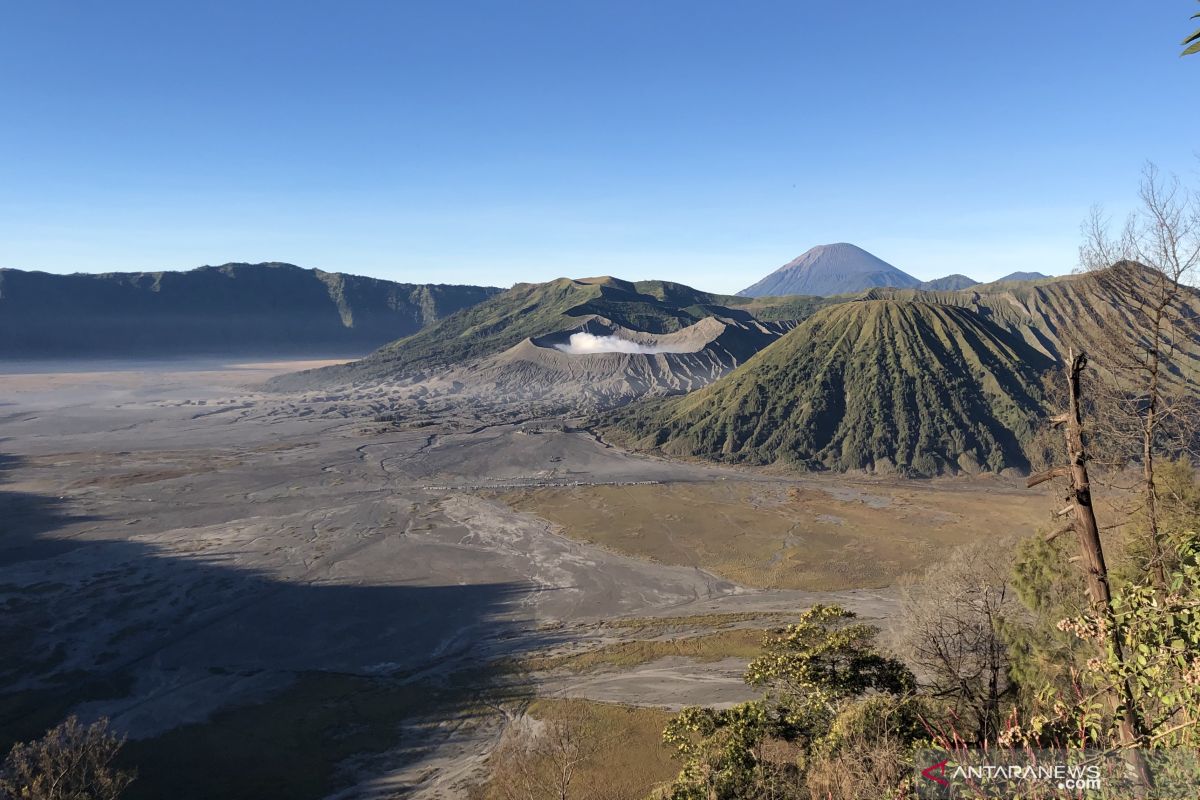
[862,265,1200,389]
[602,299,1056,476]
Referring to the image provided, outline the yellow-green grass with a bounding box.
[473,698,678,800]
[501,479,1050,590]
[600,611,798,633]
[522,627,768,673]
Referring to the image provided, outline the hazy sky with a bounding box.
[2,1,1197,294]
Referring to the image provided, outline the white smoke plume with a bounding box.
[554,332,674,354]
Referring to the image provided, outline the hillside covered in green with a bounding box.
[602,298,1057,476]
[0,263,500,357]
[602,267,1200,476]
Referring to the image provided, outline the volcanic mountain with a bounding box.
[918,274,979,291]
[603,266,1200,476]
[602,299,1054,476]
[458,315,794,407]
[862,264,1200,382]
[271,276,826,390]
[996,271,1050,283]
[737,243,920,297]
[0,263,500,357]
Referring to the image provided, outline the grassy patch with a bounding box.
[601,611,797,633]
[522,628,768,673]
[473,698,678,800]
[502,479,1048,590]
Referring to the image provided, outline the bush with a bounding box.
[0,716,134,800]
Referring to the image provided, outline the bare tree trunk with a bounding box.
[1029,351,1154,793]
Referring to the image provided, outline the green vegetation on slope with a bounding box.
[866,266,1200,392]
[602,299,1055,476]
[630,279,831,321]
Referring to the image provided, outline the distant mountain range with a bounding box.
[0,263,501,357]
[0,253,1055,360]
[8,254,1164,479]
[736,243,1049,297]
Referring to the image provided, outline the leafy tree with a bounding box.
[1003,525,1200,751]
[661,703,795,800]
[660,606,913,800]
[744,605,914,730]
[1004,530,1093,713]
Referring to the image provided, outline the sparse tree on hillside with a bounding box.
[0,716,134,800]
[893,538,1018,742]
[489,710,604,800]
[1079,163,1200,587]
[1005,521,1200,786]
[804,694,940,800]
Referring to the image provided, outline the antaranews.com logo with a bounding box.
[913,748,1200,798]
[916,752,1102,798]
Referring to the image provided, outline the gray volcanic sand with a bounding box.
[0,359,895,798]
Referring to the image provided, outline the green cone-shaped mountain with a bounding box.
[602,299,1056,476]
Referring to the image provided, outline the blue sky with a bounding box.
[1,1,1197,294]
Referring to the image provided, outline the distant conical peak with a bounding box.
[738,243,919,297]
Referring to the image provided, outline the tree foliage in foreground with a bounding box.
[659,605,916,800]
[1004,483,1200,754]
[0,716,133,800]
